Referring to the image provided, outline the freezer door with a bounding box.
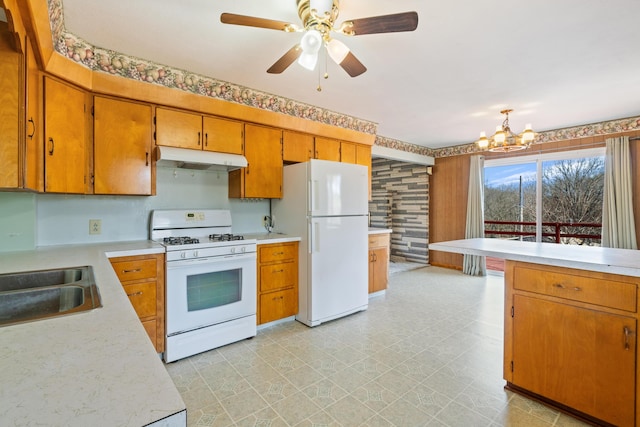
[308,159,368,216]
[306,215,368,324]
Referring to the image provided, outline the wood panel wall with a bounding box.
[429,131,640,270]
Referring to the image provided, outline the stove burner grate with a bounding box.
[209,233,245,242]
[163,236,200,245]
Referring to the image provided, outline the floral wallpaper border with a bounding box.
[47,0,377,135]
[45,0,640,159]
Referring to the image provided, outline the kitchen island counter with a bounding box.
[430,238,640,277]
[0,241,186,427]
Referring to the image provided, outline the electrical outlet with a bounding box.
[89,219,102,235]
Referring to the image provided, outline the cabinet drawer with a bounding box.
[514,264,637,312]
[259,243,297,263]
[123,281,157,318]
[259,288,297,324]
[112,259,157,282]
[368,233,389,248]
[260,261,297,292]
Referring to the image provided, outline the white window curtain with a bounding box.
[602,136,637,249]
[463,155,486,276]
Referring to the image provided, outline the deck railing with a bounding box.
[484,220,602,244]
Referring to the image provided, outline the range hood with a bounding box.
[156,146,248,171]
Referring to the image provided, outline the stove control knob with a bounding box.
[180,252,186,259]
[231,247,236,254]
[241,247,246,253]
[193,250,198,257]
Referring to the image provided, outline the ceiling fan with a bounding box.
[220,0,418,78]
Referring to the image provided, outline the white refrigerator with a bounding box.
[272,159,369,327]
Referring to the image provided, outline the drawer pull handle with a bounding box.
[273,269,284,273]
[624,326,635,350]
[272,296,284,301]
[123,268,142,274]
[127,291,143,297]
[273,251,285,256]
[553,284,581,291]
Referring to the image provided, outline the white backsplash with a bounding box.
[0,166,270,251]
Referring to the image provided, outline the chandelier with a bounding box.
[476,109,536,152]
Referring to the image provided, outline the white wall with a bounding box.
[0,166,270,251]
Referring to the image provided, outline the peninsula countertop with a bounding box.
[429,238,640,277]
[0,241,186,427]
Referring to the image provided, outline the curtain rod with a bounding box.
[631,137,640,141]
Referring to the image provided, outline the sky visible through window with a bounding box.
[484,163,536,188]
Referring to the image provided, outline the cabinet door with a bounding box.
[24,35,42,191]
[370,247,389,293]
[203,116,244,154]
[155,107,202,149]
[243,124,282,198]
[283,130,314,163]
[512,295,636,426]
[0,22,21,188]
[340,142,357,163]
[44,77,87,193]
[94,96,152,195]
[314,137,341,161]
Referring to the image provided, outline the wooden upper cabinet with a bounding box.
[202,116,243,154]
[155,107,202,149]
[340,142,357,163]
[230,124,282,199]
[314,137,341,161]
[43,76,87,194]
[93,96,153,195]
[24,35,42,191]
[283,130,314,163]
[0,21,21,189]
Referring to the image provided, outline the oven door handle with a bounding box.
[167,253,256,268]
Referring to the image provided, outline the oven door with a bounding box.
[165,253,256,336]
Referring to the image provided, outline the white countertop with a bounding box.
[243,232,301,245]
[430,238,640,277]
[368,227,392,235]
[0,241,186,427]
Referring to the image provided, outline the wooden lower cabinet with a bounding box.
[368,233,390,293]
[110,253,165,353]
[505,260,638,426]
[257,242,298,324]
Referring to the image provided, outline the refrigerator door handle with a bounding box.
[308,221,319,254]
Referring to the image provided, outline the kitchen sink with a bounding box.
[0,266,102,327]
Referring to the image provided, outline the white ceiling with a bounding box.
[61,0,640,149]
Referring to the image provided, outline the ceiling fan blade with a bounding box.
[267,45,303,74]
[339,11,418,35]
[220,13,299,32]
[339,52,367,77]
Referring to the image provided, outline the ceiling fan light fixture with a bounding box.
[300,29,323,53]
[309,0,334,17]
[326,38,350,63]
[298,51,319,70]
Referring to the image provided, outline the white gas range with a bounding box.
[150,209,257,362]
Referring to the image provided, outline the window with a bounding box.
[484,148,605,245]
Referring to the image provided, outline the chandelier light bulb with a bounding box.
[476,131,489,149]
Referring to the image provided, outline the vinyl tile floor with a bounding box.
[165,266,591,427]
